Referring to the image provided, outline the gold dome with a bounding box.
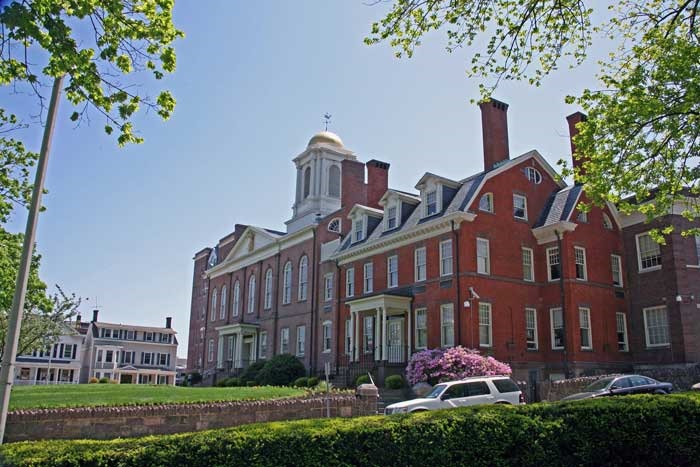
[307,131,343,148]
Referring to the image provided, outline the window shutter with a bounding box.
[52,344,58,358]
[140,352,144,364]
[72,344,77,359]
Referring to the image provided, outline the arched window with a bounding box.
[210,288,218,322]
[525,167,542,184]
[247,275,256,314]
[232,281,240,317]
[264,269,273,310]
[328,218,341,233]
[283,261,293,304]
[220,285,227,320]
[479,193,493,212]
[328,165,340,198]
[298,256,308,300]
[603,213,613,230]
[303,166,311,199]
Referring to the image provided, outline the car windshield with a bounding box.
[425,384,447,399]
[584,377,616,392]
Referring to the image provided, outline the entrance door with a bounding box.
[120,374,133,384]
[387,319,404,363]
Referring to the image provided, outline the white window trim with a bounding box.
[550,308,564,350]
[415,308,428,350]
[643,306,670,348]
[232,281,240,317]
[298,256,309,301]
[616,312,629,352]
[611,254,623,287]
[324,273,334,302]
[280,328,290,354]
[415,247,427,282]
[322,320,332,353]
[478,302,492,348]
[579,307,592,350]
[210,289,217,322]
[479,192,494,213]
[247,276,256,314]
[602,213,613,230]
[513,194,528,220]
[346,267,355,298]
[264,269,273,309]
[327,218,341,234]
[476,238,490,275]
[525,307,538,350]
[259,331,268,358]
[296,325,305,357]
[385,202,400,231]
[440,239,454,277]
[522,247,534,282]
[636,231,662,272]
[363,262,373,293]
[546,247,560,282]
[282,262,292,305]
[440,303,455,348]
[574,246,588,281]
[220,286,227,320]
[387,255,398,288]
[423,188,440,217]
[353,216,366,244]
[526,166,542,184]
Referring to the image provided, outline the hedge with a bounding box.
[2,393,699,466]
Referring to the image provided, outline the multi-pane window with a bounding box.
[346,267,355,297]
[440,240,453,276]
[576,211,588,223]
[207,339,214,362]
[476,238,490,275]
[616,313,628,352]
[354,219,364,243]
[574,246,587,281]
[210,288,218,321]
[579,307,592,349]
[298,256,308,300]
[345,320,352,355]
[479,303,492,347]
[363,262,373,293]
[227,335,234,361]
[282,262,292,305]
[296,325,305,356]
[322,322,332,352]
[247,275,256,313]
[602,213,613,230]
[550,308,564,349]
[386,206,397,230]
[547,247,561,281]
[425,190,438,216]
[363,316,374,353]
[233,281,240,316]
[636,232,662,271]
[324,273,334,301]
[643,306,669,347]
[220,285,227,320]
[327,218,341,233]
[479,193,493,212]
[387,255,398,288]
[415,247,427,281]
[259,331,268,358]
[611,254,623,287]
[415,308,427,349]
[264,269,273,309]
[525,308,538,350]
[513,194,528,220]
[280,328,290,354]
[522,247,534,281]
[526,167,542,184]
[440,304,455,347]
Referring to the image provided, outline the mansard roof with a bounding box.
[534,185,582,228]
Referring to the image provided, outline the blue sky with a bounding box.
[6,1,606,357]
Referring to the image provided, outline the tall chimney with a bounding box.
[166,316,172,329]
[92,309,99,322]
[479,99,510,171]
[366,160,390,209]
[341,159,367,217]
[566,111,588,184]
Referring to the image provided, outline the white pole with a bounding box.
[0,76,63,444]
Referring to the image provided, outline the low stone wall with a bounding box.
[540,365,700,401]
[5,393,378,443]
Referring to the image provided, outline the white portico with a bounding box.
[346,294,413,364]
[214,323,260,371]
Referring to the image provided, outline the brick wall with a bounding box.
[4,393,378,443]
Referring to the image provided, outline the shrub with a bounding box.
[188,372,202,385]
[307,376,320,387]
[98,377,109,384]
[240,361,266,385]
[88,377,99,384]
[2,393,699,467]
[108,379,119,384]
[245,381,256,387]
[215,378,229,387]
[384,375,404,389]
[355,374,370,387]
[406,346,511,385]
[256,354,306,387]
[226,377,241,387]
[293,377,309,388]
[314,381,333,391]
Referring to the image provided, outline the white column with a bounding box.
[407,308,412,361]
[374,308,381,361]
[382,307,388,362]
[236,332,243,369]
[216,337,224,369]
[354,311,360,362]
[349,311,355,362]
[252,333,258,362]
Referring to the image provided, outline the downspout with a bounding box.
[334,259,342,373]
[309,228,318,374]
[555,230,570,378]
[451,220,462,345]
[202,273,211,371]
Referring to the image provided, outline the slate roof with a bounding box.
[534,185,582,228]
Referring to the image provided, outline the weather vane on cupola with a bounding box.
[323,113,332,131]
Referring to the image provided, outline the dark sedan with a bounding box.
[561,375,673,401]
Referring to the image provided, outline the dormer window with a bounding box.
[479,193,493,212]
[353,219,364,243]
[526,167,542,184]
[425,190,437,216]
[386,205,397,230]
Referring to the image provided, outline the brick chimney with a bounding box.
[479,99,510,171]
[566,111,588,184]
[166,316,172,329]
[92,309,99,322]
[366,160,390,209]
[341,159,367,212]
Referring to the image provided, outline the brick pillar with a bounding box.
[566,111,588,184]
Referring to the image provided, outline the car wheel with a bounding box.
[495,401,511,405]
[410,409,428,413]
[653,389,668,395]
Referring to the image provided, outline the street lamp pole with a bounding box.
[0,75,64,444]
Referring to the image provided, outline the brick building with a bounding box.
[187,100,680,392]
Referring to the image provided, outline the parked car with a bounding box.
[561,374,673,401]
[384,376,524,414]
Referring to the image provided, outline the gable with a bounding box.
[220,226,280,264]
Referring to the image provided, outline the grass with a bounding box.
[9,384,305,410]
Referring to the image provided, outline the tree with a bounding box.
[367,1,700,238]
[405,346,511,386]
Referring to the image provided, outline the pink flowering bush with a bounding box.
[405,346,511,386]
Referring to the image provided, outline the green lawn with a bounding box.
[9,384,305,410]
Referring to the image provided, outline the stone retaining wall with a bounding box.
[5,393,378,443]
